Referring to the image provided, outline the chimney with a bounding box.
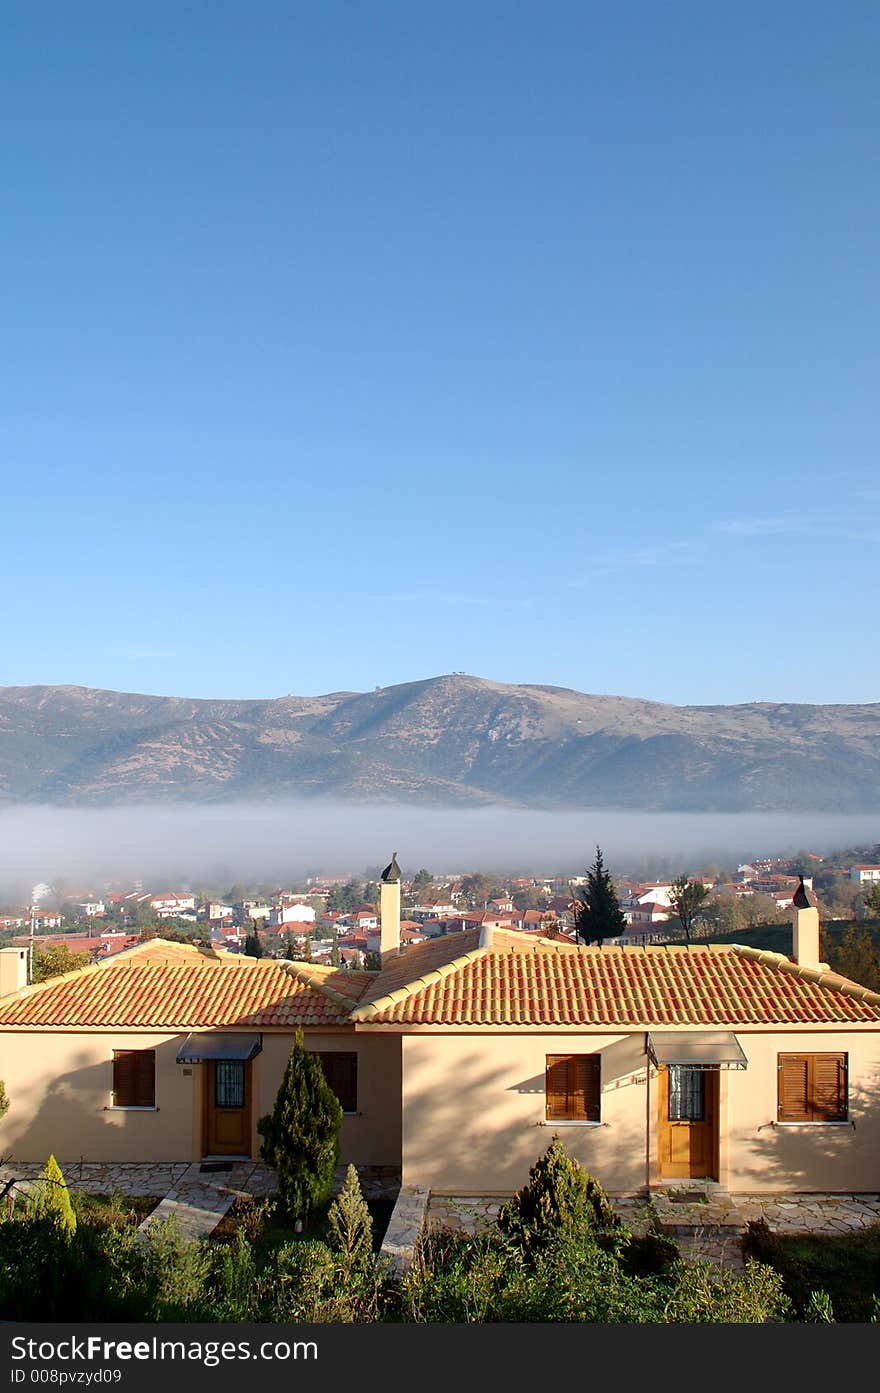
[378,852,402,963]
[0,947,28,996]
[792,875,820,970]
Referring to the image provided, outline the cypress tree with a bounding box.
[31,1154,77,1236]
[327,1163,373,1262]
[257,1028,342,1221]
[575,846,626,946]
[244,924,264,958]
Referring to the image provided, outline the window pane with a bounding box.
[215,1061,245,1108]
[668,1066,705,1121]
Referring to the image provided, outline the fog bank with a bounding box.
[0,803,877,898]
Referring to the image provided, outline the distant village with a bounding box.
[2,846,878,973]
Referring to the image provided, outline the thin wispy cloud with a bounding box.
[714,516,875,542]
[580,540,703,580]
[713,516,816,538]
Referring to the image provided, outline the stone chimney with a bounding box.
[378,852,402,963]
[0,947,28,997]
[792,875,820,970]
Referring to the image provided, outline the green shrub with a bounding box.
[327,1165,373,1263]
[257,1028,342,1221]
[0,1214,153,1320]
[398,1222,791,1324]
[497,1136,619,1256]
[803,1289,835,1322]
[618,1224,681,1277]
[29,1156,76,1237]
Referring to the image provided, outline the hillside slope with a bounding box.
[0,675,878,810]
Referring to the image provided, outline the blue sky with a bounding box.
[2,3,877,705]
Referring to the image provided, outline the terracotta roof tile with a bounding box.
[352,933,880,1026]
[0,954,376,1029]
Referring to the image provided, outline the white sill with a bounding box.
[541,1120,602,1127]
[775,1121,850,1127]
[106,1105,159,1112]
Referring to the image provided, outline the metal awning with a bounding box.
[647,1032,748,1071]
[176,1033,263,1064]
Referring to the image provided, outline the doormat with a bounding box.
[200,1162,233,1173]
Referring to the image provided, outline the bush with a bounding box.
[0,1214,153,1320]
[618,1224,681,1277]
[257,1028,342,1221]
[398,1223,791,1323]
[497,1136,619,1256]
[29,1156,76,1237]
[327,1165,373,1263]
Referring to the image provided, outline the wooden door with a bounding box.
[658,1067,718,1180]
[204,1061,252,1157]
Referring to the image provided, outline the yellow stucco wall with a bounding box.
[0,1029,402,1167]
[401,1031,651,1193]
[258,1032,401,1167]
[399,1028,880,1194]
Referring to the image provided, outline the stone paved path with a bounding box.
[0,1160,401,1241]
[136,1162,265,1241]
[426,1190,880,1276]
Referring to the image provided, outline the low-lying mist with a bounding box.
[0,803,878,899]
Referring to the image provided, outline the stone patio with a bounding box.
[0,1160,401,1243]
[424,1189,880,1276]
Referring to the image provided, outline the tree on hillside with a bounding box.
[825,924,880,994]
[574,848,626,947]
[668,876,711,944]
[863,884,880,918]
[513,885,549,913]
[412,869,434,890]
[243,926,264,959]
[700,892,749,937]
[460,873,495,910]
[33,945,90,982]
[327,880,365,915]
[257,1028,342,1221]
[283,932,297,961]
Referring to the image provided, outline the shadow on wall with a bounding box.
[1,1037,191,1165]
[402,1040,648,1194]
[733,1064,880,1193]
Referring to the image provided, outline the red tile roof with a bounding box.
[351,929,880,1027]
[3,929,879,1034]
[0,942,375,1029]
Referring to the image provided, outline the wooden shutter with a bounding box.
[113,1051,136,1107]
[778,1053,846,1122]
[811,1053,846,1122]
[778,1054,810,1121]
[545,1056,571,1120]
[546,1055,601,1121]
[113,1049,155,1107]
[318,1052,357,1113]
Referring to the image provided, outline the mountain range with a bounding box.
[0,675,878,812]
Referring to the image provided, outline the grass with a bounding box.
[705,918,880,954]
[70,1192,160,1226]
[743,1219,880,1322]
[211,1193,396,1256]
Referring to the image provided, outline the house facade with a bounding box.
[1,876,878,1198]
